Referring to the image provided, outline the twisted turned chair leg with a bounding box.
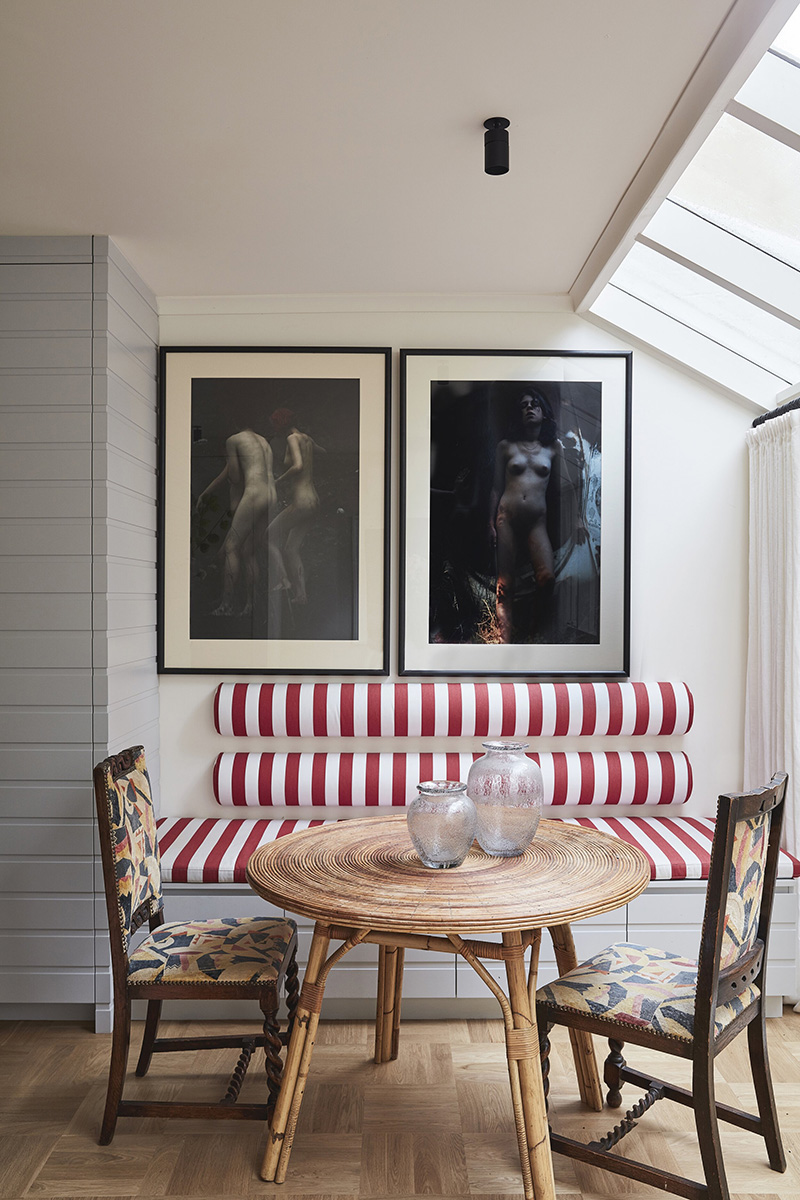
[284,952,300,1039]
[604,1037,626,1109]
[261,1000,284,1109]
[538,1024,552,1112]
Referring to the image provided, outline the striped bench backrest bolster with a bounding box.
[215,681,694,739]
[213,750,693,808]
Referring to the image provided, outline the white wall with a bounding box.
[157,297,753,819]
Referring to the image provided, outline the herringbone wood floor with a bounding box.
[1,1011,799,1199]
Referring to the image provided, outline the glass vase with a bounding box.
[466,741,543,857]
[407,780,477,869]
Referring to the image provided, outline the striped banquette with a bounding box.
[156,681,800,885]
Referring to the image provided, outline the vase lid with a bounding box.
[417,779,468,795]
[480,740,529,752]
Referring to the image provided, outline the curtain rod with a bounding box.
[752,396,800,428]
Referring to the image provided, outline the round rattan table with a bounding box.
[247,813,650,1200]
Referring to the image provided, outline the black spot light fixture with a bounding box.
[484,117,510,175]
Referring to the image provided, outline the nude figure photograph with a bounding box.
[190,377,359,642]
[428,379,601,647]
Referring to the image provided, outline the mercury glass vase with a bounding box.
[466,741,543,857]
[406,780,477,869]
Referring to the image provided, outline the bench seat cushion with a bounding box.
[157,815,800,885]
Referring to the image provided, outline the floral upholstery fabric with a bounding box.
[537,942,760,1042]
[100,748,162,948]
[721,814,768,969]
[128,916,297,985]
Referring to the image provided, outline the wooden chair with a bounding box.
[536,773,788,1200]
[93,745,299,1144]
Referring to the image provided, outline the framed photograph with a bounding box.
[158,347,390,674]
[400,349,631,677]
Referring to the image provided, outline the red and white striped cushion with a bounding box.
[157,816,336,884]
[214,681,694,739]
[157,815,800,885]
[212,751,692,808]
[563,814,800,881]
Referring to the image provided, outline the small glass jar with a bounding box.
[407,780,477,869]
[466,741,543,857]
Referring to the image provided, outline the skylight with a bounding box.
[670,115,800,273]
[588,4,800,408]
[772,6,800,60]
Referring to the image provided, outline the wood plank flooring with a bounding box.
[1,1010,799,1199]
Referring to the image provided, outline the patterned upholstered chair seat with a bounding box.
[538,941,760,1042]
[128,917,297,986]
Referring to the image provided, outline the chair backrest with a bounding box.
[93,745,164,967]
[695,773,788,1035]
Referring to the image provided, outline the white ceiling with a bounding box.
[0,0,781,299]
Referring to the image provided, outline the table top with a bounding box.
[246,814,651,934]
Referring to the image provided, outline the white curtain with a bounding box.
[744,410,800,1004]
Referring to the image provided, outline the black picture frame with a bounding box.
[399,348,631,677]
[158,346,391,674]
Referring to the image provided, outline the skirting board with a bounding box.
[0,995,788,1033]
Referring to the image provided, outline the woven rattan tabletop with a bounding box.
[246,813,650,934]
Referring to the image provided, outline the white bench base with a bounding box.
[125,878,795,1029]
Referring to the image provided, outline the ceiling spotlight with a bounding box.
[484,117,510,175]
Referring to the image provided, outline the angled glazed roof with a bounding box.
[583,6,800,411]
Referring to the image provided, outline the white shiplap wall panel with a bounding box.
[0,859,94,893]
[0,376,92,407]
[0,749,93,785]
[0,522,91,556]
[101,629,157,670]
[103,445,158,501]
[0,933,95,968]
[92,236,160,1031]
[101,396,158,457]
[102,708,159,751]
[0,300,93,331]
[92,522,155,563]
[0,969,96,1004]
[97,558,157,595]
[2,897,95,929]
[94,257,159,347]
[0,236,93,263]
[2,709,92,743]
[0,236,159,1025]
[0,336,93,371]
[0,448,92,481]
[2,820,94,856]
[0,558,91,592]
[0,783,91,819]
[100,660,159,707]
[0,594,91,630]
[0,263,93,295]
[0,410,91,442]
[0,483,92,520]
[1,632,92,668]
[0,670,92,706]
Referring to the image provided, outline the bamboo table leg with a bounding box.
[374,944,404,1064]
[262,923,369,1183]
[261,923,331,1182]
[503,930,556,1200]
[547,924,602,1112]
